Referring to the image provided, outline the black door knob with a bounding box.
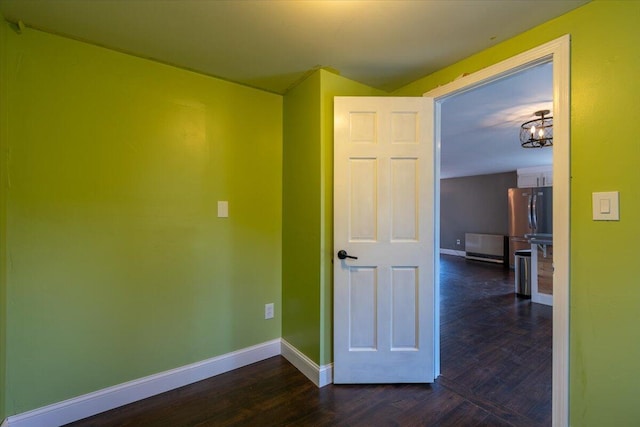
[337,250,358,260]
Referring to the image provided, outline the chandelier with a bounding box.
[519,110,553,148]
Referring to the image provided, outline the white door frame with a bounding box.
[424,35,570,427]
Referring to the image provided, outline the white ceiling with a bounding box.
[441,62,553,178]
[0,0,581,177]
[0,0,588,94]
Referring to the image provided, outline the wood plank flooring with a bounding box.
[67,255,552,426]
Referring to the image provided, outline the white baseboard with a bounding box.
[281,339,333,388]
[533,292,553,307]
[6,339,280,427]
[440,248,466,257]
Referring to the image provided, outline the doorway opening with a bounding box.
[437,60,554,424]
[425,35,570,426]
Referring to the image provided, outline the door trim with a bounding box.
[424,35,570,427]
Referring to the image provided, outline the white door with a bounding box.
[333,96,435,383]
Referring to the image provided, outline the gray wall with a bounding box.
[440,171,517,251]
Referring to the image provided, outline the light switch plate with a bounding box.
[217,201,229,218]
[592,191,619,221]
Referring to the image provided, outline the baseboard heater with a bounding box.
[465,233,508,264]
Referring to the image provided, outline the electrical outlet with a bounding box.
[456,239,461,245]
[265,303,274,320]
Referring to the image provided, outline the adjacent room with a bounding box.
[437,61,554,424]
[439,62,554,303]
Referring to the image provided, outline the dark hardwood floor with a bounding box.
[67,255,552,426]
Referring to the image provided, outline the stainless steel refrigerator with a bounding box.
[508,187,553,268]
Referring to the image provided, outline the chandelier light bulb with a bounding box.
[519,109,553,148]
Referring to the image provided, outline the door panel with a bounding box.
[349,267,378,350]
[391,158,418,241]
[334,96,434,384]
[391,267,418,350]
[349,159,378,241]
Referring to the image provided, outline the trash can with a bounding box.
[514,249,532,297]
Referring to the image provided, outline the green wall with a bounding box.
[0,15,8,423]
[282,71,322,361]
[1,23,282,415]
[394,1,640,425]
[281,70,382,365]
